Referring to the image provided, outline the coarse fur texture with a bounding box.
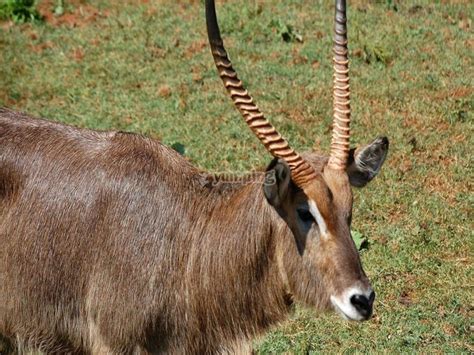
[0,108,388,354]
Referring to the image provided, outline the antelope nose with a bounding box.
[350,291,375,319]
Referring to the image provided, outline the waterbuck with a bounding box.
[0,0,389,353]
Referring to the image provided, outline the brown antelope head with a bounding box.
[205,0,388,321]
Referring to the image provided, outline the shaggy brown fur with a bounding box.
[0,108,388,354]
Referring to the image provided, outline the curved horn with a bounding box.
[328,0,351,170]
[205,0,316,187]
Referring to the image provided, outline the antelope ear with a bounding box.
[263,158,291,208]
[347,136,389,187]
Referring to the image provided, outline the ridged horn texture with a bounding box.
[328,0,351,171]
[205,0,317,187]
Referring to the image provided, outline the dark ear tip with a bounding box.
[378,136,389,148]
[275,163,288,181]
[266,157,280,172]
[264,158,291,208]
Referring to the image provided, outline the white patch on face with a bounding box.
[330,286,373,321]
[308,199,328,237]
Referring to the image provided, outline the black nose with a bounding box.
[350,291,375,319]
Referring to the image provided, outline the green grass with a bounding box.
[1,0,473,353]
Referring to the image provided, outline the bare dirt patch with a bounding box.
[185,39,207,59]
[37,0,109,28]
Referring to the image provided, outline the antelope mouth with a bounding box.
[330,287,375,321]
[330,297,364,321]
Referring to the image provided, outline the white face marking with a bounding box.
[308,199,328,237]
[330,286,373,321]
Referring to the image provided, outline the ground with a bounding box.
[0,0,472,353]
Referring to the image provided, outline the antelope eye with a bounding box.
[297,209,315,224]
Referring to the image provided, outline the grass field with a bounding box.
[1,0,472,353]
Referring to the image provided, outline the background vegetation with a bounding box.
[0,0,472,353]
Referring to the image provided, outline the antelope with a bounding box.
[0,0,389,353]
